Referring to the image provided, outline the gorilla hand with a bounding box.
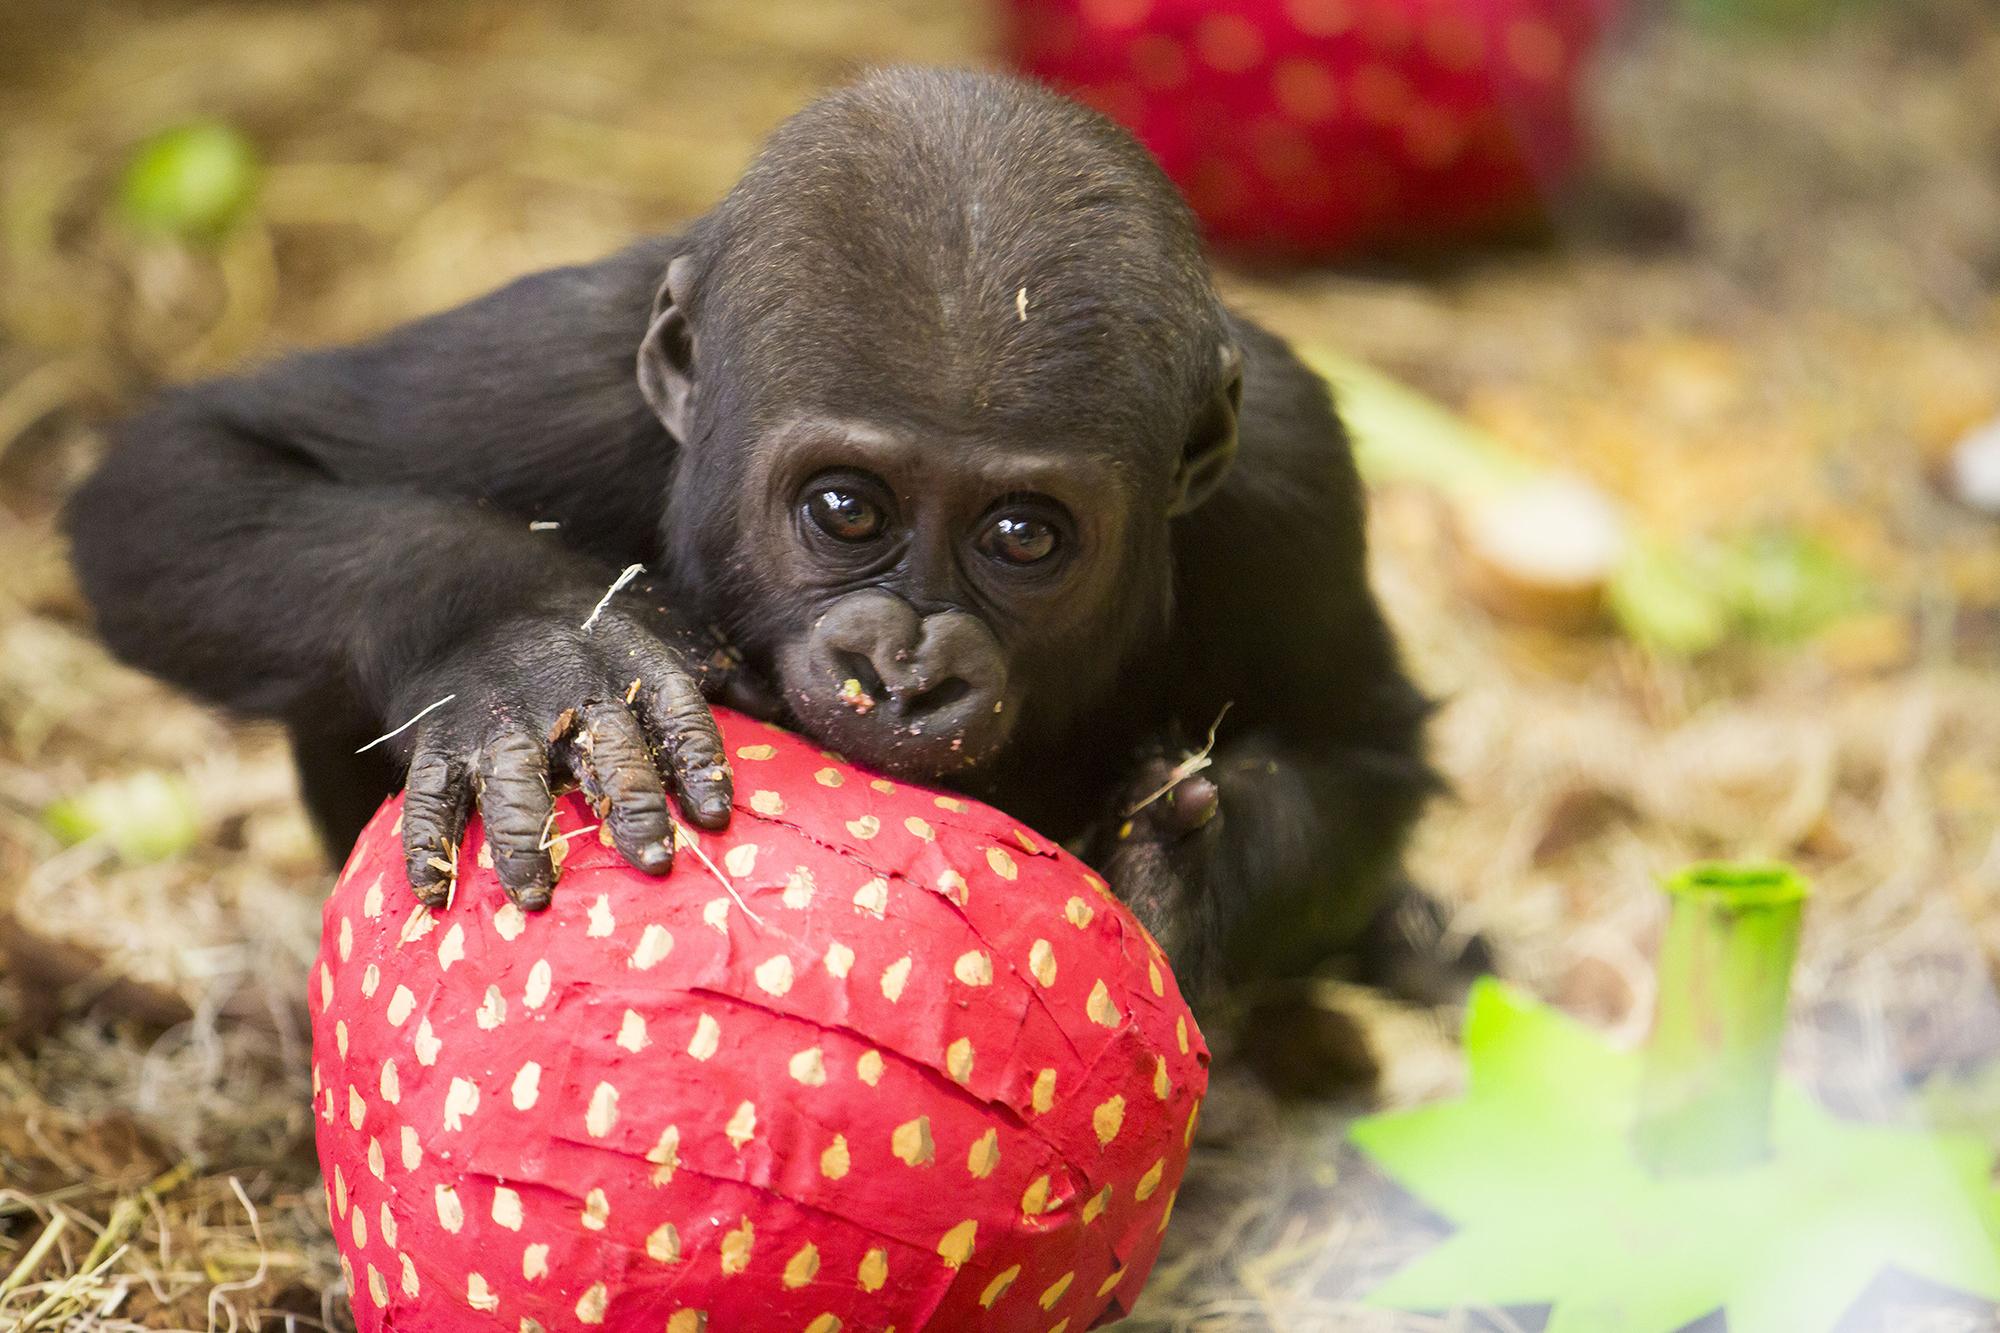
[387,596,736,910]
[1095,739,1225,1001]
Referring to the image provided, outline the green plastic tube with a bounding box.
[1633,863,1810,1175]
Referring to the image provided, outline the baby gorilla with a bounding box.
[67,68,1476,1006]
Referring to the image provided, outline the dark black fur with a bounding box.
[67,69,1467,1005]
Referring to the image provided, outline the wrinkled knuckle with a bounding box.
[612,809,671,850]
[483,792,546,843]
[668,737,724,779]
[401,799,447,846]
[661,694,720,744]
[582,701,645,750]
[591,728,660,791]
[652,661,699,697]
[612,779,670,821]
[580,699,627,731]
[405,752,445,788]
[609,726,666,777]
[491,843,547,874]
[671,731,723,772]
[654,681,703,719]
[402,782,441,821]
[588,720,660,784]
[480,729,545,775]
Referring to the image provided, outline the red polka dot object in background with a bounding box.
[312,708,1208,1331]
[1005,0,1612,258]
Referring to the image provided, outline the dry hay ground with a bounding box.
[2,1,2000,1329]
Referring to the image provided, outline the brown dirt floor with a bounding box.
[2,1,1999,1328]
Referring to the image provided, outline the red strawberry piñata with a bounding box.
[312,707,1209,1331]
[1006,0,1608,257]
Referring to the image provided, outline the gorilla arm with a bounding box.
[64,239,737,905]
[1094,319,1449,1001]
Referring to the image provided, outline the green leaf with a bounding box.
[1710,530,1871,644]
[1607,538,1732,657]
[1300,348,1531,499]
[1351,982,2000,1331]
[1608,531,1875,656]
[1296,348,1877,655]
[118,122,261,242]
[44,771,201,863]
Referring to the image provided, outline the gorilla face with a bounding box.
[745,415,1142,780]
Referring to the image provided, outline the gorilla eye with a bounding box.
[805,487,886,543]
[979,513,1060,566]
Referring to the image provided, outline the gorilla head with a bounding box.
[641,70,1242,778]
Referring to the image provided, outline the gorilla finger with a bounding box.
[1105,842,1209,995]
[578,701,674,873]
[1105,843,1188,949]
[642,669,733,829]
[402,744,470,906]
[476,729,557,909]
[1167,775,1221,833]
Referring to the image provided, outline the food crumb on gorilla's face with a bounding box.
[837,677,875,714]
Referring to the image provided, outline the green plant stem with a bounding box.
[1634,863,1810,1175]
[0,1213,67,1298]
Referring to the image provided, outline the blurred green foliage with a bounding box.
[1610,530,1873,656]
[117,121,261,243]
[1684,0,1883,32]
[44,771,201,863]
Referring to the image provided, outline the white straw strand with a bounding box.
[581,563,645,632]
[355,693,456,754]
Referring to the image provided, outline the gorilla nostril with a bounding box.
[834,649,976,718]
[833,651,889,702]
[898,676,971,716]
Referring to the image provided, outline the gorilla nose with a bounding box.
[815,591,1005,732]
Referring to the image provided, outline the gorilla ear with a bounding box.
[1167,342,1243,517]
[637,254,699,441]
